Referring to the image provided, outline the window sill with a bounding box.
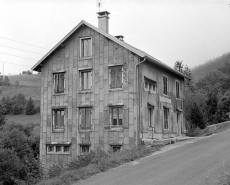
[79,129,92,132]
[104,126,124,131]
[53,93,66,96]
[109,88,123,92]
[47,152,70,155]
[79,56,92,60]
[79,91,93,94]
[52,129,65,133]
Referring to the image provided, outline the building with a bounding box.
[32,11,187,168]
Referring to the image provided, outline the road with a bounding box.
[74,129,230,185]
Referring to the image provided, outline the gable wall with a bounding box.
[40,25,139,168]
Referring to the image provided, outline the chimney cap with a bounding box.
[115,35,124,41]
[97,11,110,16]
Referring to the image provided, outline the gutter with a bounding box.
[135,57,146,146]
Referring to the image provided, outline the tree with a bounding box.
[0,104,6,129]
[25,96,36,115]
[216,94,230,123]
[174,60,184,73]
[2,76,10,86]
[189,102,205,129]
[11,94,26,115]
[205,92,219,125]
[183,65,194,91]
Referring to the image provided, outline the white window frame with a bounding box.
[163,107,169,130]
[53,72,65,94]
[175,80,180,99]
[80,37,92,58]
[109,65,123,90]
[80,70,92,91]
[163,75,168,96]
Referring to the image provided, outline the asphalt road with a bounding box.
[74,129,230,185]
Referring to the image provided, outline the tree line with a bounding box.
[174,61,230,130]
[1,94,39,116]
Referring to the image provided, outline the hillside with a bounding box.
[192,52,230,82]
[0,74,41,102]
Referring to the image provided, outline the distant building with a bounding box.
[32,11,187,169]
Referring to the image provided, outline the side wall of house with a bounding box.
[40,26,139,169]
[139,62,185,139]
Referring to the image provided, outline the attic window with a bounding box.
[80,37,92,58]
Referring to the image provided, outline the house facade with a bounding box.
[32,11,186,169]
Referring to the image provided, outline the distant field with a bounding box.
[6,113,41,136]
[0,74,41,102]
[8,74,41,87]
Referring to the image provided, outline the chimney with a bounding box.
[97,11,110,33]
[115,35,124,41]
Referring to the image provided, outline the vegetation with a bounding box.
[38,146,161,185]
[0,121,42,185]
[192,52,230,82]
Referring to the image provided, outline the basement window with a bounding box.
[46,145,71,154]
[80,145,90,154]
[80,37,92,58]
[111,145,121,153]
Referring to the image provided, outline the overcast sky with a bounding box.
[0,0,230,75]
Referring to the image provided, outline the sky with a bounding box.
[0,0,230,75]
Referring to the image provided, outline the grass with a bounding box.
[6,113,41,136]
[37,146,162,185]
[1,74,41,102]
[216,164,230,185]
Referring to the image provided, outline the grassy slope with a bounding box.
[1,74,41,102]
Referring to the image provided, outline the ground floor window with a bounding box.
[80,145,90,153]
[163,107,169,130]
[47,145,70,154]
[111,145,121,153]
[148,108,154,127]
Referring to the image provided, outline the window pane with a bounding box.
[145,82,148,89]
[48,146,54,152]
[116,67,122,88]
[80,109,86,129]
[164,108,169,129]
[112,108,117,125]
[85,108,91,129]
[81,146,89,153]
[153,84,156,91]
[59,73,64,93]
[149,84,152,91]
[81,38,91,57]
[88,72,91,89]
[118,108,122,125]
[64,146,70,152]
[83,72,88,90]
[56,146,62,152]
[112,146,121,153]
[110,67,116,89]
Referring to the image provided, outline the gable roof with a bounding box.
[31,20,186,78]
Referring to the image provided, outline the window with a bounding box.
[53,72,65,94]
[110,107,123,126]
[52,109,65,130]
[80,70,92,91]
[111,145,121,153]
[47,145,54,153]
[79,108,92,130]
[64,146,70,153]
[177,112,180,123]
[80,37,92,58]
[80,145,90,153]
[144,77,156,92]
[163,107,169,130]
[163,76,168,95]
[109,66,123,89]
[148,108,153,127]
[56,146,62,152]
[46,145,71,154]
[176,81,180,98]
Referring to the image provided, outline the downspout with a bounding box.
[135,56,146,146]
